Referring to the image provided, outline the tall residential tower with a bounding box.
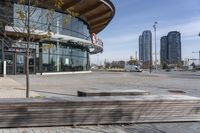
[139,30,152,68]
[168,31,181,64]
[160,31,181,66]
[160,36,168,65]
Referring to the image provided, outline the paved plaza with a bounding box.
[4,70,200,98]
[0,123,200,133]
[0,71,200,132]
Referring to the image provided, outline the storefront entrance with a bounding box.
[5,50,36,75]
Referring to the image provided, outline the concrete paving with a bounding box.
[0,123,200,133]
[0,77,39,98]
[7,71,200,98]
[0,71,200,132]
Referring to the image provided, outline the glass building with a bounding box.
[160,36,168,65]
[0,0,115,75]
[167,31,182,65]
[139,35,143,61]
[160,31,181,66]
[139,30,152,68]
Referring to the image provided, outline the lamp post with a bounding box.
[153,22,158,72]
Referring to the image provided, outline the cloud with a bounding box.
[102,33,139,46]
[157,17,200,39]
[103,17,200,47]
[95,16,200,62]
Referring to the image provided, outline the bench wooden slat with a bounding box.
[0,95,199,127]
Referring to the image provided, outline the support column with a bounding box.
[0,38,5,77]
[56,41,60,72]
[39,42,43,75]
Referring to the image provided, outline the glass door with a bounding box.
[0,51,2,74]
[5,52,14,75]
[29,53,35,74]
[16,54,25,74]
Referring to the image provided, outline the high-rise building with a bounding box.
[142,30,152,61]
[139,35,143,61]
[160,31,181,66]
[139,30,152,68]
[160,36,168,65]
[167,31,181,64]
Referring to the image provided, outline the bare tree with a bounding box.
[0,0,77,98]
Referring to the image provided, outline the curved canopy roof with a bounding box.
[12,0,115,33]
[36,0,115,34]
[60,0,115,34]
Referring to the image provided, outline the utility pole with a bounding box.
[153,22,158,72]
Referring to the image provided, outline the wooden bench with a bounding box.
[77,89,150,97]
[0,95,200,128]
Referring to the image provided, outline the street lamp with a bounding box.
[153,22,158,72]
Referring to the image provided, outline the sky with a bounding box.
[91,0,200,65]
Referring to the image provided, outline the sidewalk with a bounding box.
[0,123,199,133]
[0,77,39,98]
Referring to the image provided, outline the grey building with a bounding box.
[168,31,181,64]
[139,30,152,68]
[142,30,152,61]
[160,36,168,65]
[160,31,181,66]
[139,35,143,61]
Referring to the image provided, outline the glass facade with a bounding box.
[167,31,181,65]
[13,4,91,40]
[160,36,168,65]
[41,42,89,72]
[139,30,152,62]
[0,3,91,74]
[138,30,152,69]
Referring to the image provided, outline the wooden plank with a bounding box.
[0,95,199,127]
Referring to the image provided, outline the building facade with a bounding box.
[139,35,143,61]
[139,30,152,68]
[167,31,181,65]
[160,36,168,65]
[160,31,181,66]
[0,0,115,75]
